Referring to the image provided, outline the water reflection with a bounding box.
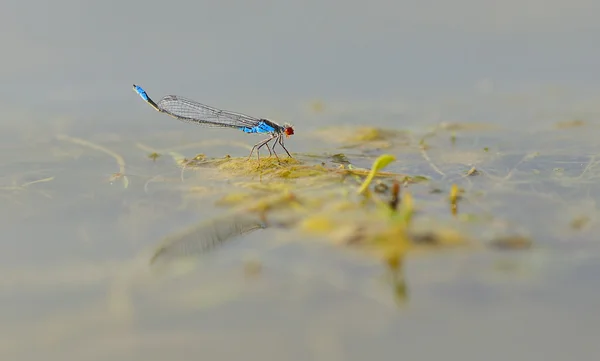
[150,213,266,265]
[149,210,299,266]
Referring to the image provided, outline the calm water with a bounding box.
[2,1,600,360]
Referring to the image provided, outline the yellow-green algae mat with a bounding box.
[48,129,533,273]
[149,152,486,272]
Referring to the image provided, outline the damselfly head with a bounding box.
[283,124,294,138]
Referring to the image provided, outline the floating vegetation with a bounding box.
[56,134,129,188]
[555,119,586,129]
[144,105,584,276]
[150,152,479,272]
[24,121,596,285]
[148,152,161,161]
[466,167,480,176]
[357,154,396,195]
[314,126,411,150]
[489,235,534,250]
[570,216,591,230]
[0,175,55,201]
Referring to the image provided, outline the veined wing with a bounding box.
[156,95,262,129]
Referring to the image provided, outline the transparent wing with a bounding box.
[156,95,261,129]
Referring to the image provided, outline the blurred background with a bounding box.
[2,0,600,124]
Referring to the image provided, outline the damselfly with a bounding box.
[133,84,294,161]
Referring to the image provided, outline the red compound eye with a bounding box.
[284,127,294,137]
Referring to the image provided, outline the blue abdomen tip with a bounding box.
[133,84,149,101]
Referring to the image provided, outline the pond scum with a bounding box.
[145,125,540,291]
[29,125,567,271]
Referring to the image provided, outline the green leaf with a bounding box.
[357,154,396,194]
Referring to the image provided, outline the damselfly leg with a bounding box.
[248,135,278,162]
[270,134,292,159]
[277,134,292,158]
[268,136,281,158]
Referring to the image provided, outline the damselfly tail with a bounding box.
[133,84,160,111]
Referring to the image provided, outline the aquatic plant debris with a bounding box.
[56,134,129,188]
[171,151,471,266]
[357,154,396,195]
[142,118,586,277]
[314,126,411,150]
[148,152,161,161]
